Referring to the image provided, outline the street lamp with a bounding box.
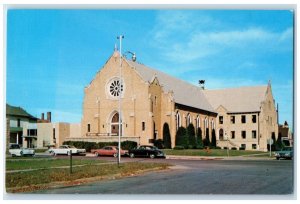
[123,51,136,62]
[117,35,124,167]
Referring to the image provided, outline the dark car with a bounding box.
[128,145,166,159]
[274,147,293,160]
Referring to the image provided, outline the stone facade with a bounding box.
[205,84,278,151]
[80,52,217,147]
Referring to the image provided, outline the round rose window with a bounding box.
[109,79,123,97]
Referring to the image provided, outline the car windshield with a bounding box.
[68,145,76,148]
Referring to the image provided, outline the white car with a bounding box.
[9,144,35,157]
[49,145,86,156]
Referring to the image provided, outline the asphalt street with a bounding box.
[33,157,294,195]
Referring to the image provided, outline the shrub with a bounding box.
[175,127,188,148]
[195,145,204,149]
[163,123,172,148]
[121,140,138,150]
[211,129,216,147]
[205,128,210,146]
[214,146,222,149]
[63,140,137,152]
[154,139,165,149]
[196,127,203,147]
[186,124,196,148]
[202,138,210,147]
[173,146,185,150]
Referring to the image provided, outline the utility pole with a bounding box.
[117,35,124,167]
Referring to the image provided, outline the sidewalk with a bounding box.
[166,155,274,161]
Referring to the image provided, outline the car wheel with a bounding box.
[149,154,155,159]
[95,152,99,157]
[50,151,56,156]
[20,151,23,157]
[113,153,118,158]
[130,153,135,158]
[276,157,279,160]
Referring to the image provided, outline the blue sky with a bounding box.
[6,9,294,129]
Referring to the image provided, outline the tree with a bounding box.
[203,128,210,146]
[186,124,196,148]
[175,127,187,148]
[275,132,284,150]
[162,123,172,149]
[211,129,216,147]
[196,127,203,148]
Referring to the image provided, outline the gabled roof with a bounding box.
[126,60,216,113]
[6,104,37,119]
[203,86,268,113]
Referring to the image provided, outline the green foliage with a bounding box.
[154,139,165,149]
[275,133,284,150]
[204,128,210,146]
[173,146,185,150]
[175,127,188,148]
[186,124,196,148]
[63,140,137,152]
[211,129,216,147]
[196,128,203,148]
[162,123,172,148]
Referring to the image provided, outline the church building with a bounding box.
[78,51,278,151]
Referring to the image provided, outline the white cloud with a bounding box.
[151,11,293,64]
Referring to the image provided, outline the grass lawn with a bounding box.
[163,149,266,157]
[6,162,170,191]
[6,158,107,171]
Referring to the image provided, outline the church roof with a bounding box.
[203,86,268,113]
[126,60,216,113]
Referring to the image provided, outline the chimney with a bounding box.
[41,113,44,120]
[47,112,51,122]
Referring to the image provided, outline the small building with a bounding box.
[6,104,38,148]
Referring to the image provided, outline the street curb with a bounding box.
[166,155,224,160]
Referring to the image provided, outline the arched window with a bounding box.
[219,128,224,140]
[204,117,208,129]
[196,115,200,129]
[110,112,122,136]
[176,111,181,130]
[186,113,191,127]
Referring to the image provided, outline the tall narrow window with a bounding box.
[241,131,246,139]
[252,130,257,139]
[241,115,246,123]
[196,115,200,129]
[252,115,257,123]
[230,116,235,124]
[176,111,181,130]
[219,116,223,124]
[17,119,21,127]
[231,131,235,139]
[219,128,224,140]
[142,122,145,131]
[186,113,191,126]
[87,124,91,132]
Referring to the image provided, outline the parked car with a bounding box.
[128,145,166,159]
[8,144,35,157]
[91,146,128,157]
[274,147,293,160]
[49,145,86,156]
